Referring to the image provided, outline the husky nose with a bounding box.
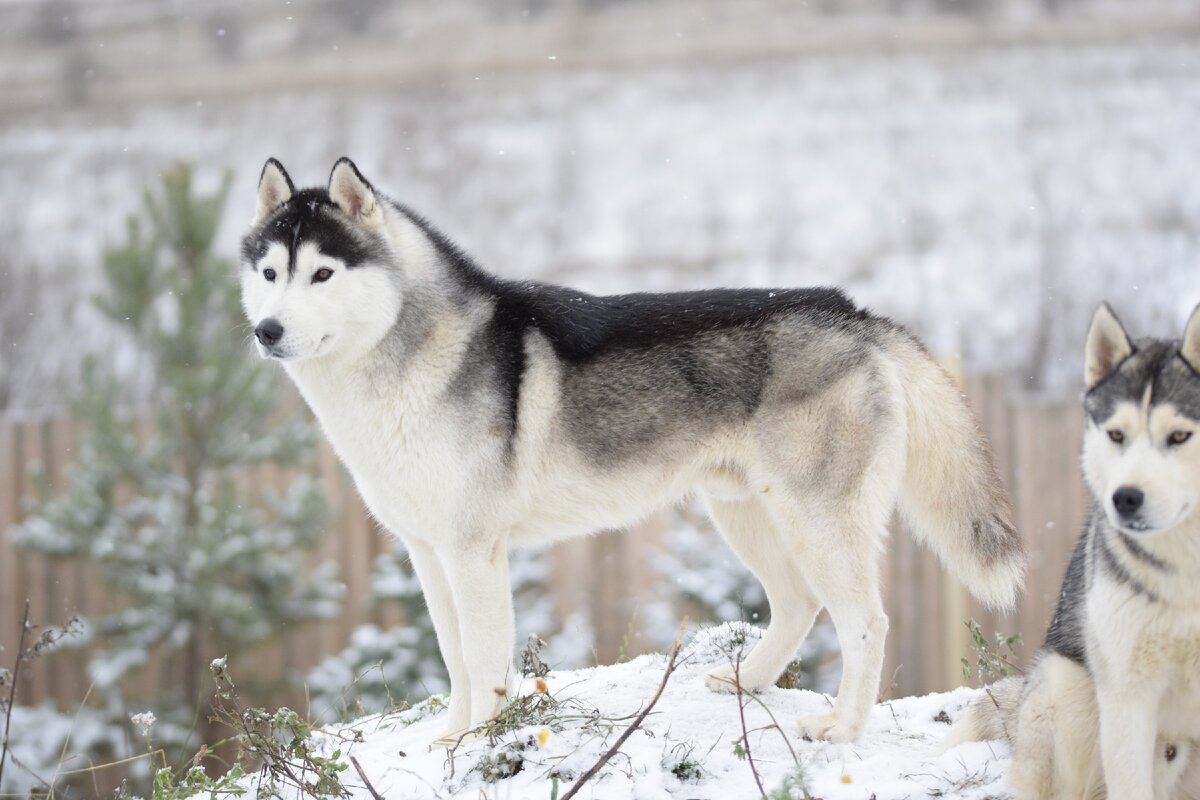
[1113,486,1145,518]
[255,318,284,347]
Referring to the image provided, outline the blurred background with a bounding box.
[1,0,1198,794]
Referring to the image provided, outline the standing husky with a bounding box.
[239,157,1023,744]
[947,303,1200,798]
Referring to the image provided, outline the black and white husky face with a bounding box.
[1082,303,1200,535]
[239,158,401,363]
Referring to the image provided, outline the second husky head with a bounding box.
[1082,303,1200,535]
[239,158,409,363]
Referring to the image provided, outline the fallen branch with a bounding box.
[733,655,767,799]
[350,755,385,800]
[560,634,686,800]
[711,664,809,792]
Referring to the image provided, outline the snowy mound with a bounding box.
[263,624,1010,799]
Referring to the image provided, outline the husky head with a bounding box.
[239,158,414,363]
[1081,302,1200,536]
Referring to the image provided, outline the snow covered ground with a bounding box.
[289,625,1009,800]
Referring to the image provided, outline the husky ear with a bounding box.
[1085,302,1134,388]
[255,158,293,224]
[1180,304,1200,373]
[329,158,382,228]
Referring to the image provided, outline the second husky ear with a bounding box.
[1085,302,1134,388]
[255,158,293,224]
[329,158,382,228]
[1180,304,1200,373]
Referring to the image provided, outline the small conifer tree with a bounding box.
[10,164,342,739]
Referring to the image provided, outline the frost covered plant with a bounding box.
[147,660,354,800]
[0,604,88,796]
[8,165,342,750]
[960,619,1023,685]
[662,742,705,783]
[130,711,157,738]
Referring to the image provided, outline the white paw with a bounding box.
[705,665,738,693]
[797,710,862,743]
[704,665,773,693]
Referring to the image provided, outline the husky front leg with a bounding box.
[441,537,516,728]
[405,540,472,740]
[1097,685,1160,798]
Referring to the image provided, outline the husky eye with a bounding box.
[1168,431,1193,447]
[1107,430,1124,444]
[313,268,334,284]
[263,268,277,283]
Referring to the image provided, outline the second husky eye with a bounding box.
[1168,430,1193,446]
[313,268,333,284]
[263,268,276,282]
[1107,430,1124,444]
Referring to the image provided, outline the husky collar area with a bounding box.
[948,303,1200,798]
[239,157,1024,745]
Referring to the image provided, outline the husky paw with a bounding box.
[797,711,861,743]
[431,728,477,750]
[704,665,772,693]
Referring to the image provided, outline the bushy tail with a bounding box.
[894,339,1025,609]
[942,676,1023,752]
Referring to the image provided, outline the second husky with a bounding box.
[948,303,1200,798]
[239,158,1025,744]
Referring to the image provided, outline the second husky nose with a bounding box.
[255,318,284,347]
[1112,486,1145,518]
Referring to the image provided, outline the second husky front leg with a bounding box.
[441,536,516,728]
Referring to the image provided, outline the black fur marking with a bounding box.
[240,235,268,268]
[402,201,865,461]
[1093,522,1159,602]
[1086,338,1200,423]
[1043,523,1091,666]
[1116,530,1173,572]
[239,188,387,273]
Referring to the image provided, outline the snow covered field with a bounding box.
[294,625,1007,800]
[3,39,1199,410]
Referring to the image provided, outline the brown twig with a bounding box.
[732,652,767,799]
[350,755,385,800]
[560,635,686,800]
[0,600,32,791]
[710,668,807,787]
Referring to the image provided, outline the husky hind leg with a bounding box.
[794,515,889,743]
[703,496,822,693]
[762,497,891,743]
[1010,654,1102,800]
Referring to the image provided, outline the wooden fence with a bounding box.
[0,373,1087,712]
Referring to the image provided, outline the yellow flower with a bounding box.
[538,728,551,748]
[840,774,852,784]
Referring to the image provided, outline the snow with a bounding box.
[267,624,1010,800]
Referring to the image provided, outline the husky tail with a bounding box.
[942,676,1023,751]
[892,336,1025,609]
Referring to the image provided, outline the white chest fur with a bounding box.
[285,356,478,542]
